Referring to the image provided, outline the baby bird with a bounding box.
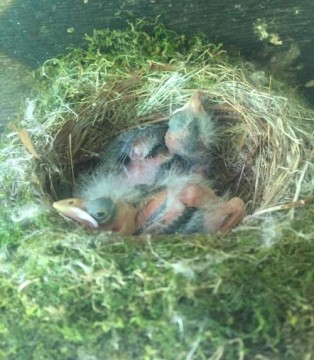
[53,196,138,235]
[101,123,172,186]
[53,124,173,232]
[53,171,143,235]
[53,95,245,235]
[165,91,215,175]
[136,173,245,235]
[53,160,245,235]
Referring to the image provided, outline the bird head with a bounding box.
[85,197,117,225]
[53,197,117,229]
[165,91,208,157]
[165,91,214,162]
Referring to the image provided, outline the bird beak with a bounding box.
[53,198,99,229]
[185,91,203,113]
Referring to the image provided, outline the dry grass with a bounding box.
[0,23,313,360]
[1,22,311,218]
[7,58,312,217]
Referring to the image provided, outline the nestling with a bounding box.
[165,91,215,175]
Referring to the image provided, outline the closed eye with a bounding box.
[95,211,106,218]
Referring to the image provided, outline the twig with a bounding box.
[252,196,314,216]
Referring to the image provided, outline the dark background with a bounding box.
[1,0,313,128]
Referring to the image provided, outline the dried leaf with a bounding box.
[13,125,40,159]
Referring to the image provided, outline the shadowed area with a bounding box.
[0,20,313,360]
[1,0,314,127]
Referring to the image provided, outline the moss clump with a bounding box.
[0,21,313,359]
[1,211,314,359]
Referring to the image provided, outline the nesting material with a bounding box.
[0,23,314,360]
[0,24,313,228]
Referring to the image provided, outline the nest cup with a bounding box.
[1,25,314,360]
[43,69,310,216]
[5,26,312,224]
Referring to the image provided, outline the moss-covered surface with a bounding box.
[1,208,313,359]
[0,21,313,359]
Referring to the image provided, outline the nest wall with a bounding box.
[0,22,313,219]
[33,66,313,215]
[0,22,314,360]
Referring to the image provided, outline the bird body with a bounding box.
[202,197,245,233]
[64,171,142,235]
[165,91,215,175]
[53,172,245,236]
[53,91,245,235]
[136,175,244,235]
[100,123,172,186]
[53,197,137,235]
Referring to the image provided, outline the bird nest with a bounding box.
[1,22,313,225]
[1,21,314,360]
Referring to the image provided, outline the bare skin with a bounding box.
[136,184,245,235]
[53,92,245,235]
[202,197,245,233]
[165,91,214,172]
[53,188,245,236]
[53,198,137,235]
[103,123,172,186]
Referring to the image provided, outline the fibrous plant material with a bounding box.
[0,21,313,360]
[1,23,312,214]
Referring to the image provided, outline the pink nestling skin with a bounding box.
[126,149,172,186]
[104,123,172,186]
[136,189,186,235]
[53,197,138,235]
[136,182,245,235]
[128,138,152,161]
[165,92,214,165]
[126,128,172,185]
[179,183,219,207]
[178,184,245,232]
[136,182,220,235]
[202,197,245,233]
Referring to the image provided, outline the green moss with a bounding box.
[1,216,313,359]
[0,210,22,246]
[0,21,313,360]
[34,20,223,111]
